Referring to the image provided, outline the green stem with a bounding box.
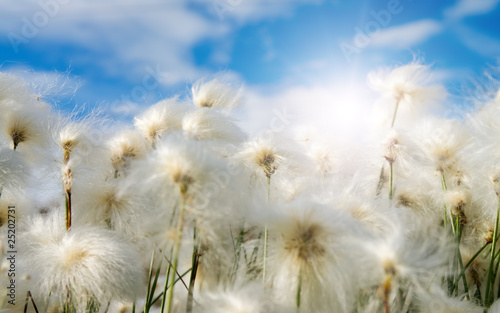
[296,270,302,311]
[441,172,448,191]
[153,268,191,310]
[443,209,447,230]
[263,225,268,283]
[186,225,199,313]
[144,250,156,313]
[458,241,490,278]
[146,248,165,311]
[454,219,468,298]
[231,223,245,283]
[493,249,500,299]
[166,194,187,313]
[267,176,271,203]
[160,248,173,313]
[484,198,500,307]
[263,176,271,283]
[389,162,393,201]
[390,98,401,128]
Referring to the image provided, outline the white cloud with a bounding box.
[444,0,500,19]
[0,0,325,87]
[239,79,373,140]
[205,0,324,23]
[453,25,500,58]
[1,0,229,86]
[369,19,442,49]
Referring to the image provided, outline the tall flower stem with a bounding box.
[65,191,72,230]
[231,223,246,283]
[186,224,199,313]
[485,197,500,307]
[160,246,174,313]
[456,241,490,282]
[267,176,271,202]
[296,270,302,312]
[263,176,271,283]
[388,162,394,201]
[63,153,72,230]
[454,216,469,298]
[390,98,401,128]
[166,194,187,313]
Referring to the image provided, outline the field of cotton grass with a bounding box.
[1,61,500,313]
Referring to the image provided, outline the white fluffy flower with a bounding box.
[191,77,242,110]
[368,62,445,108]
[124,136,226,211]
[108,129,149,177]
[2,108,48,150]
[134,97,187,146]
[267,200,364,313]
[182,108,245,146]
[22,213,144,311]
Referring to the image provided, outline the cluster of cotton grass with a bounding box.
[1,62,500,313]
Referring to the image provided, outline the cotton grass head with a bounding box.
[368,61,446,127]
[79,181,145,239]
[125,136,224,211]
[134,97,187,147]
[368,61,445,108]
[267,200,363,313]
[2,108,47,150]
[359,223,449,310]
[237,136,286,180]
[54,119,96,165]
[182,108,245,146]
[191,77,242,110]
[108,129,149,177]
[415,118,470,175]
[22,218,144,311]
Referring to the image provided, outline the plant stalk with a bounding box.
[186,225,200,313]
[390,98,401,128]
[484,197,500,307]
[166,194,187,313]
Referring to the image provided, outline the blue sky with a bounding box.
[1,0,499,133]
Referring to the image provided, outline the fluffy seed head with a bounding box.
[268,201,363,313]
[134,97,187,146]
[444,189,469,222]
[368,62,446,107]
[191,77,242,110]
[360,226,449,289]
[4,110,43,150]
[416,118,469,173]
[125,137,223,208]
[238,137,285,179]
[23,219,144,311]
[182,108,245,145]
[109,129,149,176]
